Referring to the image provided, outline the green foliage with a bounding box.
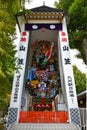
[69,31,84,50]
[69,0,87,31]
[54,0,74,12]
[73,65,86,94]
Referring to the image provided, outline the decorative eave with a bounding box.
[24,5,65,22]
[25,12,64,22]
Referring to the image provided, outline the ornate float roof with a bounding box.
[16,5,65,31]
[30,5,64,13]
[25,5,65,21]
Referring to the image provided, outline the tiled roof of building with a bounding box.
[77,90,87,97]
[30,5,64,13]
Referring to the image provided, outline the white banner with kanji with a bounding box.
[58,17,78,109]
[10,25,29,109]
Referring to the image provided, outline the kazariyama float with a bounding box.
[7,4,81,130]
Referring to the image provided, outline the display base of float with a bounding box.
[8,123,78,130]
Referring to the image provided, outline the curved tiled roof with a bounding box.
[30,5,64,13]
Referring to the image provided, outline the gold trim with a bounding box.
[25,12,64,22]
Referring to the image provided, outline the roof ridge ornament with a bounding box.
[43,1,45,6]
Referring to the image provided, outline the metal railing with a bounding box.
[79,108,87,130]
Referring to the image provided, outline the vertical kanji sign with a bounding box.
[7,25,29,129]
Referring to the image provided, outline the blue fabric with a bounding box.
[27,69,34,80]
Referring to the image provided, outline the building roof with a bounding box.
[30,5,64,13]
[77,90,87,100]
[78,90,87,97]
[24,5,65,22]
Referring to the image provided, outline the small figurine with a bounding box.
[38,81,47,91]
[41,42,54,67]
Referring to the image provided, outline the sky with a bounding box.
[25,0,56,9]
[15,0,87,74]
